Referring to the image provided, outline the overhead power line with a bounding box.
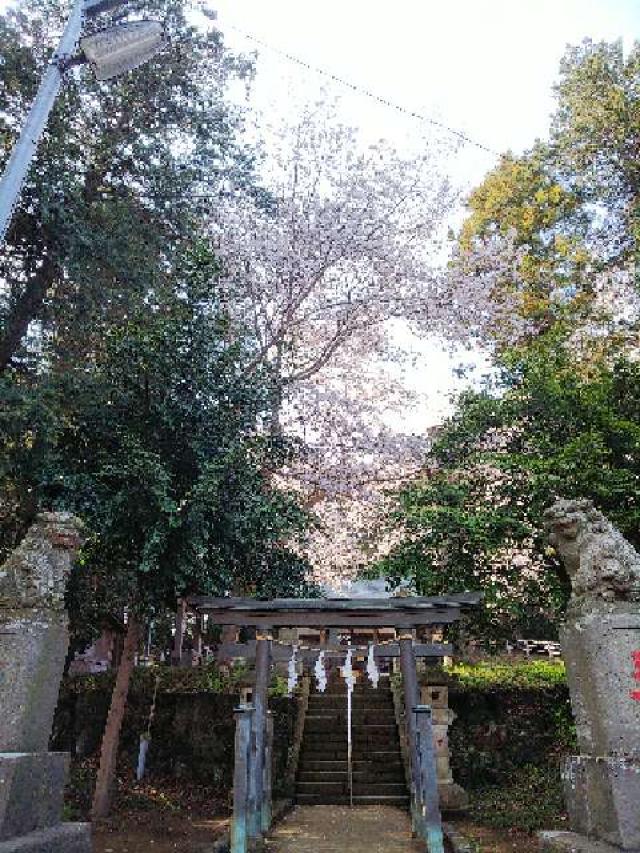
[222,22,500,157]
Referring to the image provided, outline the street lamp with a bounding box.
[81,20,164,81]
[0,0,166,244]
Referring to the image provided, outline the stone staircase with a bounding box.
[296,672,409,806]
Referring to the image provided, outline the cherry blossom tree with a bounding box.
[207,102,456,583]
[212,101,456,412]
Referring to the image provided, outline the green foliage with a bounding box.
[268,674,291,698]
[553,39,640,264]
[449,659,566,690]
[380,350,640,638]
[444,667,575,804]
[0,250,314,640]
[454,39,639,354]
[460,146,589,341]
[468,763,567,832]
[65,661,250,696]
[0,0,256,369]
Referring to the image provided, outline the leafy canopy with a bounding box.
[379,349,640,639]
[1,247,315,639]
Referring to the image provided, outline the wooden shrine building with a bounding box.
[185,593,481,853]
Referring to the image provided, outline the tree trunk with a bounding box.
[92,614,140,820]
[0,256,57,373]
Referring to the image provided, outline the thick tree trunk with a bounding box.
[0,256,57,373]
[92,614,140,820]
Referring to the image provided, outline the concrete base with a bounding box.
[0,823,91,852]
[560,608,640,760]
[539,831,640,853]
[0,613,69,754]
[563,756,640,850]
[0,753,69,840]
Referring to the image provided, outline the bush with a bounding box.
[449,659,567,690]
[416,659,576,794]
[468,762,568,831]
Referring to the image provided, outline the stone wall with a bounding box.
[54,670,570,800]
[53,678,299,793]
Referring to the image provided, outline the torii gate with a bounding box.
[186,593,481,853]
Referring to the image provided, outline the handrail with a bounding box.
[392,681,445,852]
[391,679,414,801]
[284,675,310,796]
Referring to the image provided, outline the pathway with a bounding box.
[264,805,424,853]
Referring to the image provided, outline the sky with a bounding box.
[211,0,639,184]
[2,0,638,429]
[207,0,639,430]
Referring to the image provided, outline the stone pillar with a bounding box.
[0,512,91,852]
[420,684,468,813]
[539,500,640,853]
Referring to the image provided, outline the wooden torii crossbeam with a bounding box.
[185,593,482,853]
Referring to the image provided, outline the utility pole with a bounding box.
[0,0,164,245]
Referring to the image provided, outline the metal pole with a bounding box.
[231,704,254,853]
[413,705,444,853]
[0,0,85,244]
[342,645,355,807]
[248,633,271,840]
[347,674,353,807]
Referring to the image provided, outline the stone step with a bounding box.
[297,759,349,773]
[304,711,396,725]
[303,731,400,741]
[299,675,406,806]
[303,724,396,736]
[309,680,393,699]
[298,769,406,784]
[303,731,400,746]
[296,793,410,806]
[313,698,395,703]
[301,749,402,759]
[300,749,402,762]
[310,686,394,695]
[296,781,407,796]
[298,759,405,772]
[300,749,348,760]
[309,685,393,694]
[306,698,395,710]
[301,743,400,755]
[305,721,398,731]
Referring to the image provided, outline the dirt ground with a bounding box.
[451,820,539,852]
[93,811,229,853]
[91,808,541,853]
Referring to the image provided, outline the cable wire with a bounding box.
[222,21,500,157]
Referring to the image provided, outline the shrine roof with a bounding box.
[187,592,482,628]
